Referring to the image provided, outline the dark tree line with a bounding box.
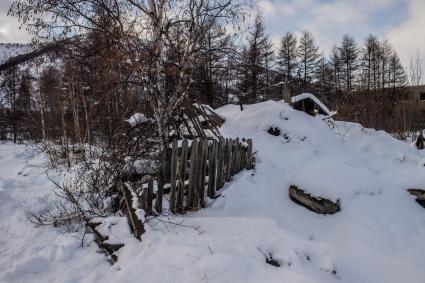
[0,7,414,149]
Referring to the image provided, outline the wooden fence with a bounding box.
[142,137,253,214]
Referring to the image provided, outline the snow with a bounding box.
[125,113,152,126]
[2,100,425,282]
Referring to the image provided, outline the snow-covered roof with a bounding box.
[125,113,152,126]
[291,93,333,116]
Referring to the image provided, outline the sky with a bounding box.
[0,0,424,69]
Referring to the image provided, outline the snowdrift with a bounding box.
[1,100,425,282]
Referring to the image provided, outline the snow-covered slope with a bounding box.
[2,100,425,282]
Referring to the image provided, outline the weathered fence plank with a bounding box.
[155,151,166,213]
[246,139,253,169]
[145,137,252,215]
[176,140,188,212]
[169,139,178,213]
[199,139,209,208]
[226,139,233,182]
[208,139,218,198]
[188,139,199,209]
[216,138,225,190]
[147,180,154,214]
[121,182,145,240]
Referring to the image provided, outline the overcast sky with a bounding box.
[1,0,424,68]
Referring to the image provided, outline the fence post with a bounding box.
[155,150,166,213]
[169,139,178,213]
[226,139,233,182]
[188,139,199,209]
[246,139,253,169]
[147,179,154,214]
[199,139,209,208]
[177,139,188,212]
[208,139,218,198]
[216,137,225,190]
[232,138,239,176]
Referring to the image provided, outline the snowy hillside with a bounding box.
[0,43,31,65]
[2,100,425,282]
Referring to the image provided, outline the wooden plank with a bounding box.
[169,139,178,213]
[188,139,199,209]
[239,142,244,172]
[246,139,253,169]
[239,140,246,170]
[199,139,209,208]
[177,139,188,212]
[232,138,239,176]
[121,182,145,240]
[235,140,241,173]
[226,139,233,182]
[155,150,166,213]
[216,137,225,190]
[208,139,218,198]
[147,179,154,214]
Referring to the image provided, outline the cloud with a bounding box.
[1,0,423,73]
[257,0,420,67]
[386,0,425,70]
[0,0,31,43]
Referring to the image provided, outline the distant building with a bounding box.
[404,85,425,103]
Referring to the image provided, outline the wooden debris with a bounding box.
[86,221,124,263]
[289,185,340,215]
[121,182,145,240]
[408,188,425,208]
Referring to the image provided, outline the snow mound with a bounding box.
[2,100,425,282]
[217,100,425,202]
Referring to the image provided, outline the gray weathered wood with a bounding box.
[155,150,166,213]
[226,139,233,182]
[289,185,340,215]
[208,140,218,198]
[232,138,239,176]
[169,139,178,213]
[198,139,209,208]
[177,140,188,212]
[188,139,199,209]
[236,141,242,172]
[246,139,253,169]
[216,138,225,190]
[147,179,154,214]
[121,182,145,240]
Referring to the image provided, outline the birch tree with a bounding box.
[10,0,246,153]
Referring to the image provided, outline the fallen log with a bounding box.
[407,188,425,208]
[289,185,340,215]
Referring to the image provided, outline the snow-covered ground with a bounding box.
[2,100,425,282]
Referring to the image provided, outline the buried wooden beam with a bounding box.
[408,188,425,208]
[289,185,340,215]
[121,182,145,240]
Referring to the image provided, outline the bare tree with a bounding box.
[238,13,274,102]
[278,32,298,81]
[410,50,423,87]
[10,0,246,153]
[297,30,320,90]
